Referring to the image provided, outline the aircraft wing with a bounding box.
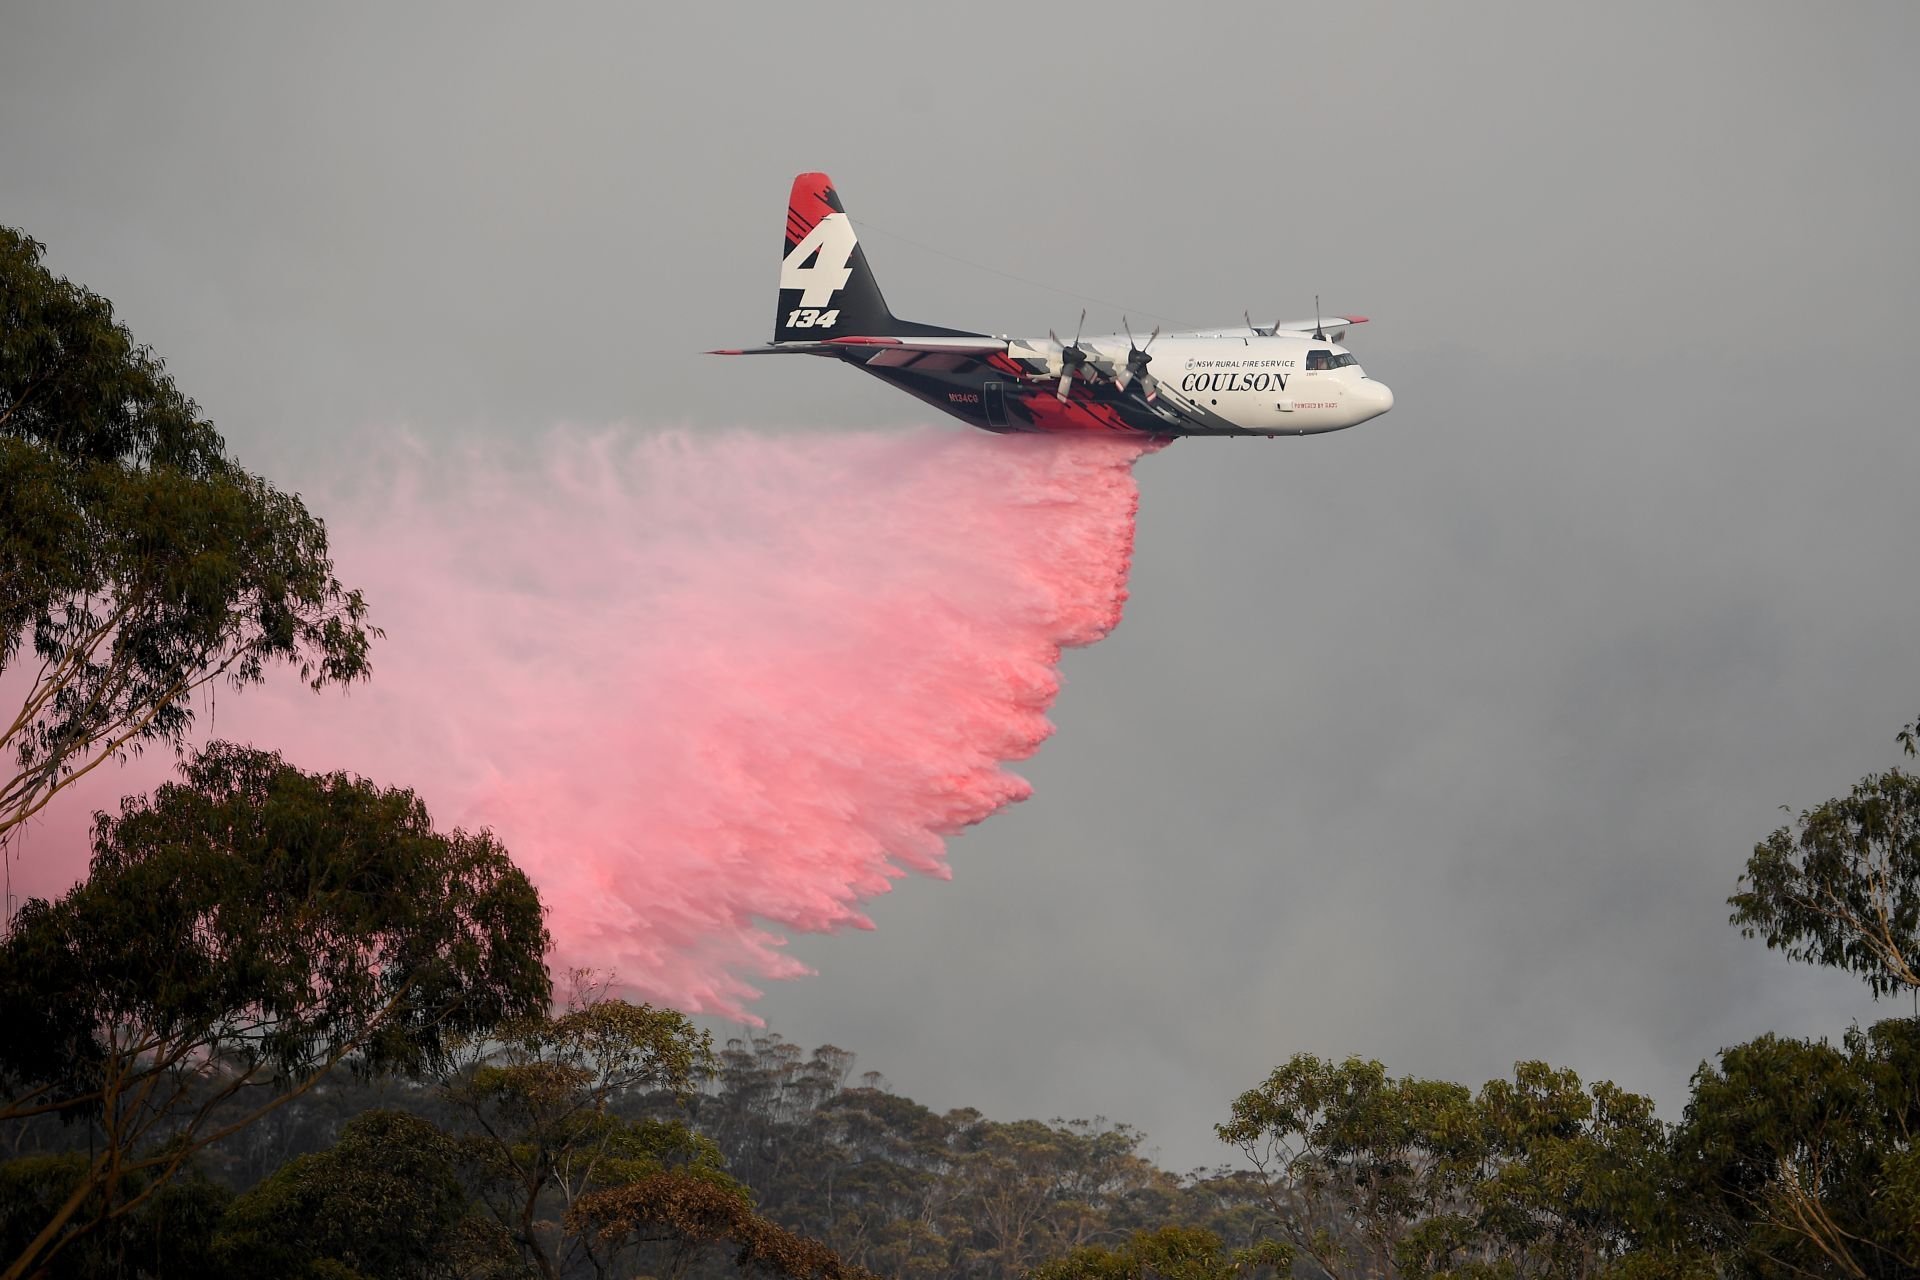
[1266,315,1367,334]
[709,336,1009,356]
[1178,316,1370,339]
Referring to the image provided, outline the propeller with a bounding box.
[1114,316,1160,400]
[1050,309,1089,401]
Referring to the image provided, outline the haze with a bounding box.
[3,2,1916,1172]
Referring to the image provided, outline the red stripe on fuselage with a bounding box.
[1015,387,1139,435]
[980,357,1144,434]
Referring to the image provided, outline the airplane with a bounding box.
[711,173,1393,439]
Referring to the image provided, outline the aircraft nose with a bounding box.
[1348,379,1394,423]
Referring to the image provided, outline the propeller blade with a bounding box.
[1116,316,1158,397]
[1115,316,1136,390]
[1047,311,1091,399]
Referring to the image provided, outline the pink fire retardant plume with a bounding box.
[6,428,1154,1018]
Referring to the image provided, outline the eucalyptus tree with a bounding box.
[212,1109,469,1280]
[1029,1225,1293,1280]
[1216,1054,1665,1280]
[568,1171,879,1280]
[0,743,551,1280]
[1729,715,1920,998]
[0,228,374,848]
[442,991,725,1280]
[1669,1020,1919,1279]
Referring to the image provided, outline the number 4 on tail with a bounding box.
[781,214,857,307]
[785,308,840,328]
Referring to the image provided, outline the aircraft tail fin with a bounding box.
[775,173,976,343]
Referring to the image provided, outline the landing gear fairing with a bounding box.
[711,174,1393,439]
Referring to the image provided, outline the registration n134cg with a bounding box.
[711,173,1393,439]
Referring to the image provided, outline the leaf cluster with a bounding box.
[444,992,728,1279]
[1669,1018,1920,1278]
[1028,1225,1293,1280]
[676,1034,1190,1280]
[571,1171,879,1280]
[0,226,375,837]
[1730,764,1920,997]
[212,1109,470,1280]
[0,743,551,1279]
[0,1152,230,1278]
[1,742,552,1105]
[1216,1054,1665,1280]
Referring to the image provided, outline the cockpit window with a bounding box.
[1306,350,1359,371]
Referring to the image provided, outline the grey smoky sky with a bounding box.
[4,2,1917,1171]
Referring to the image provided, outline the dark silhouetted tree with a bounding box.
[1028,1224,1292,1280]
[0,1153,229,1279]
[444,988,725,1280]
[0,743,551,1280]
[213,1109,469,1280]
[570,1171,879,1280]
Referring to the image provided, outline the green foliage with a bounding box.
[214,1110,469,1280]
[1689,715,1920,1275]
[17,1015,1911,1280]
[445,989,725,1279]
[1595,1247,1722,1280]
[0,1152,229,1278]
[0,226,374,841]
[570,1170,877,1280]
[957,1115,1164,1279]
[1667,1017,1920,1279]
[1216,1054,1664,1280]
[1469,1065,1666,1277]
[1028,1225,1292,1280]
[1216,1054,1471,1279]
[0,744,551,1280]
[689,1034,1189,1280]
[1729,733,1920,996]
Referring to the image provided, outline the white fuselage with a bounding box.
[1011,328,1395,435]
